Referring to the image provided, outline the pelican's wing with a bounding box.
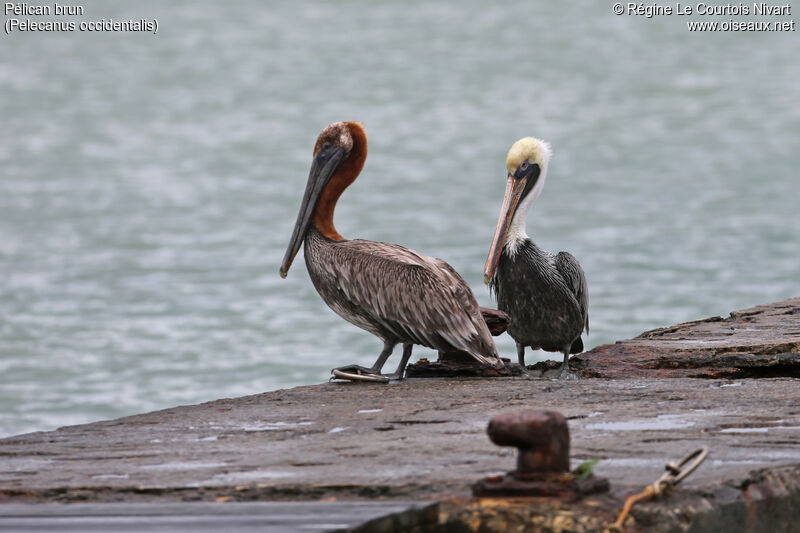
[332,239,501,365]
[555,251,589,333]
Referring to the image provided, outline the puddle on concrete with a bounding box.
[91,473,130,480]
[711,459,762,466]
[0,458,53,472]
[329,426,350,433]
[586,414,695,431]
[601,447,800,474]
[243,421,315,432]
[719,425,800,434]
[140,461,226,470]
[598,457,664,469]
[709,381,744,389]
[358,409,383,414]
[204,470,296,484]
[678,340,729,345]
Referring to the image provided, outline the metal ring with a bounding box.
[670,447,709,485]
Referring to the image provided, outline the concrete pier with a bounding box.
[1,298,799,531]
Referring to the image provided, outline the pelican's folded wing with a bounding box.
[330,239,501,365]
[555,251,589,333]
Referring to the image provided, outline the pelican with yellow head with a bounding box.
[484,137,589,378]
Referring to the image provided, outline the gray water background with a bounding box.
[1,1,797,437]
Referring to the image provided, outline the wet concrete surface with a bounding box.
[1,298,799,531]
[1,377,798,504]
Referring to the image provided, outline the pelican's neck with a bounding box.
[312,125,368,241]
[504,164,548,257]
[504,215,529,256]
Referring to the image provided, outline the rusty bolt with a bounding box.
[487,410,570,478]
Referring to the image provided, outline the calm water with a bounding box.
[1,1,797,437]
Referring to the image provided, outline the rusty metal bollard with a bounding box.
[473,410,609,498]
[488,410,571,476]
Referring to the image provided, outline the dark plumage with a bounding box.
[490,242,588,354]
[484,137,588,377]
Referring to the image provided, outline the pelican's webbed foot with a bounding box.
[330,343,413,384]
[331,365,390,383]
[556,349,580,380]
[557,367,580,380]
[331,364,374,374]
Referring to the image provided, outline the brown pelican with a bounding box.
[280,121,502,382]
[484,137,588,379]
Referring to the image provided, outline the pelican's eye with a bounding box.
[322,141,333,151]
[520,161,529,171]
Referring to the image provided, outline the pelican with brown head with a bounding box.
[281,122,502,382]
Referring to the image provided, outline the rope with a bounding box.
[604,447,709,532]
[605,483,663,533]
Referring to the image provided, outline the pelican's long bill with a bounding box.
[483,173,528,284]
[279,145,346,278]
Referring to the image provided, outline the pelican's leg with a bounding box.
[383,343,413,381]
[557,345,578,380]
[331,341,395,382]
[516,342,526,368]
[368,340,395,373]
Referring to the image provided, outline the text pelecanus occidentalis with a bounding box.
[484,137,588,379]
[280,121,502,382]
